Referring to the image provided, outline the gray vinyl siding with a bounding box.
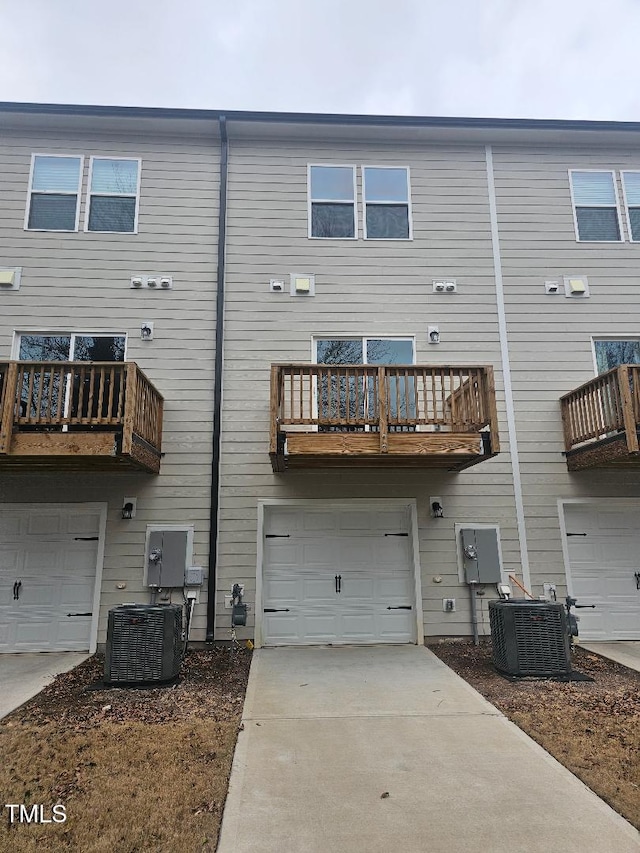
[218,136,521,641]
[0,125,220,645]
[494,143,640,595]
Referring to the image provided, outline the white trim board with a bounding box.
[485,145,531,592]
[254,498,424,649]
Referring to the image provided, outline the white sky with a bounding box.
[2,0,640,120]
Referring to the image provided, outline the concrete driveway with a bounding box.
[218,645,640,853]
[0,652,89,720]
[580,641,640,673]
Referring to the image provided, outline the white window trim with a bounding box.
[620,170,640,243]
[568,168,624,243]
[590,334,640,375]
[24,153,84,232]
[11,330,128,360]
[307,164,357,240]
[84,156,142,234]
[362,165,413,241]
[312,334,416,364]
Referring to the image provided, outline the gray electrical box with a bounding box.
[461,528,502,584]
[185,566,204,586]
[146,529,189,587]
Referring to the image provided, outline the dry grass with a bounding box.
[0,649,251,852]
[430,641,640,831]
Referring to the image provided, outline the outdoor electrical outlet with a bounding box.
[443,598,456,612]
[224,595,233,609]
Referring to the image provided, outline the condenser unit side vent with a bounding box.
[489,600,571,677]
[104,604,182,684]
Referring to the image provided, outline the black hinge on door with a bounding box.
[265,534,290,539]
[386,605,412,610]
[566,533,587,537]
[74,537,99,541]
[384,532,408,537]
[13,581,22,600]
[335,574,342,593]
[264,608,291,612]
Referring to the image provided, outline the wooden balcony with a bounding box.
[561,365,640,471]
[0,361,164,473]
[270,364,499,472]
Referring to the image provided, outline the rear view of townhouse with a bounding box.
[1,103,639,656]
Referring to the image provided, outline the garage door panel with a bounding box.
[0,505,100,653]
[565,504,640,641]
[262,506,416,646]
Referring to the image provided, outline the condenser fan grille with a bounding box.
[489,601,571,676]
[105,604,182,684]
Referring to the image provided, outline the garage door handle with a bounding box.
[13,581,22,600]
[387,605,412,610]
[264,608,290,613]
[67,612,92,617]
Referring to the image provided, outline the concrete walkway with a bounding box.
[217,645,640,853]
[0,652,89,720]
[580,641,640,673]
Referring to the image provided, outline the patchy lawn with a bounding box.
[0,648,252,852]
[429,640,640,831]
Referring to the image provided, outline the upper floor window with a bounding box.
[308,165,356,238]
[86,157,140,233]
[363,167,411,239]
[569,170,622,242]
[621,171,640,242]
[26,155,83,231]
[593,338,640,374]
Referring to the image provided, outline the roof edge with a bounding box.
[2,101,640,134]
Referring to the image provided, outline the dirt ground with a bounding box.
[429,640,640,831]
[0,647,252,852]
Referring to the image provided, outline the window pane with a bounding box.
[91,159,139,194]
[316,339,364,364]
[88,196,136,232]
[311,203,354,238]
[73,336,125,361]
[594,340,640,373]
[571,171,616,205]
[622,172,640,206]
[28,194,77,230]
[19,335,71,361]
[365,339,413,364]
[310,166,354,201]
[366,205,409,239]
[629,208,640,241]
[576,207,620,241]
[32,156,81,192]
[364,168,408,202]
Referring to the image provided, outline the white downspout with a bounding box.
[485,144,532,593]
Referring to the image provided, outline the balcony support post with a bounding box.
[619,365,639,453]
[0,362,18,454]
[378,366,388,453]
[121,363,139,456]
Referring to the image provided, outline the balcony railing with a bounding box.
[270,364,499,471]
[560,365,640,470]
[0,361,163,473]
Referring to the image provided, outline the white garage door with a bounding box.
[262,506,416,646]
[564,504,640,641]
[0,505,101,652]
